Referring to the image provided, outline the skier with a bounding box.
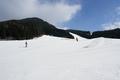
[76,37,78,42]
[25,41,28,47]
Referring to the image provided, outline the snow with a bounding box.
[0,35,120,80]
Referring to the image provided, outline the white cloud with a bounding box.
[0,0,81,25]
[102,7,120,30]
[102,22,120,30]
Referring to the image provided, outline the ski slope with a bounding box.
[0,35,120,80]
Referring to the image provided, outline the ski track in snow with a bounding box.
[0,35,120,80]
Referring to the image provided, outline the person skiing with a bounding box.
[76,37,78,42]
[25,41,28,47]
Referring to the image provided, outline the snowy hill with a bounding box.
[0,35,120,80]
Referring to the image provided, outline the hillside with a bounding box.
[0,17,74,40]
[0,17,120,40]
[92,28,120,39]
[67,28,120,39]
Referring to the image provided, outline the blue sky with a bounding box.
[0,0,120,31]
[63,0,120,31]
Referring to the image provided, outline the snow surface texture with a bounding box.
[0,34,120,80]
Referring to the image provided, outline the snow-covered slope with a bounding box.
[0,35,120,80]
